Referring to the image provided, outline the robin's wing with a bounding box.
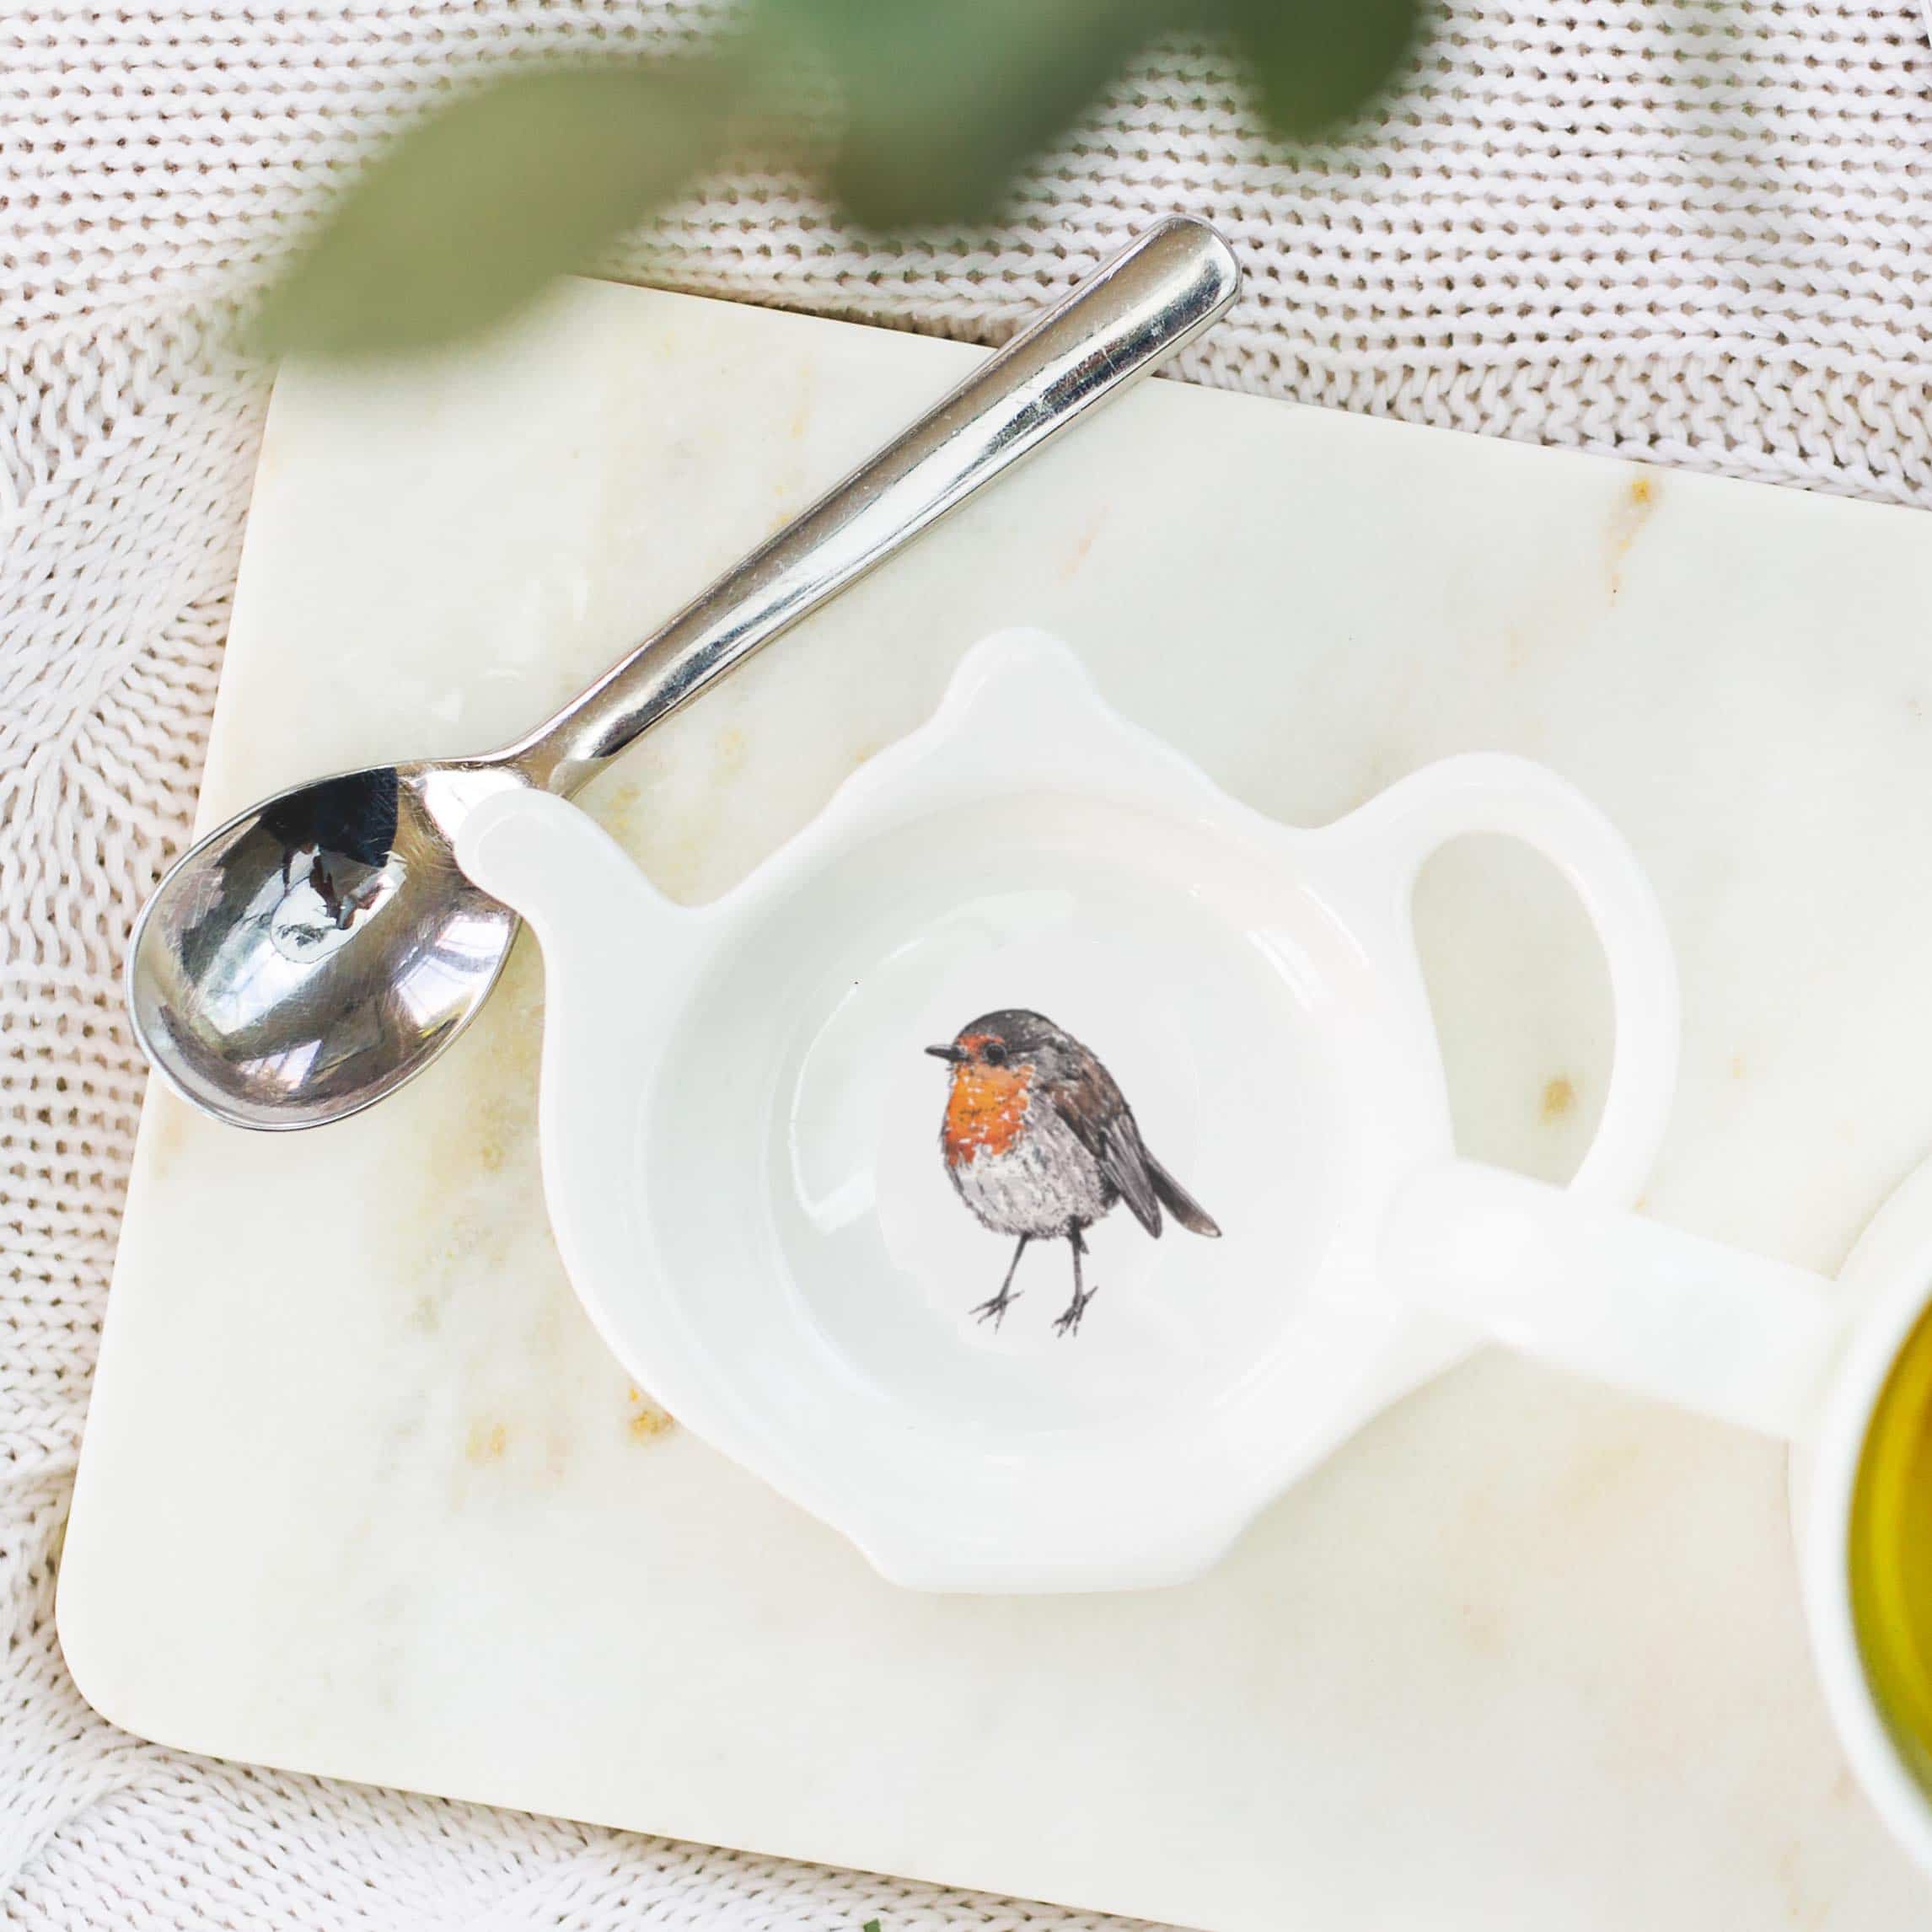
[1049,1073,1163,1237]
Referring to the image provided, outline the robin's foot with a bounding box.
[1053,1287,1097,1338]
[971,1287,1021,1327]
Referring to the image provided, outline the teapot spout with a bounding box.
[454,788,705,1024]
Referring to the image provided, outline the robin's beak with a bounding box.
[925,1044,964,1063]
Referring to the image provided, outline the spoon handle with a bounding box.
[506,217,1240,796]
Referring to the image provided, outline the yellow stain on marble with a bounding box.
[407,960,543,1231]
[1060,511,1107,581]
[1606,470,1660,600]
[1548,1430,1646,1522]
[465,1419,511,1465]
[143,1095,194,1186]
[630,1398,676,1445]
[603,781,642,820]
[625,1386,676,1443]
[1540,1075,1577,1122]
[1456,1595,1507,1660]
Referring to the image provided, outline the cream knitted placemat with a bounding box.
[6,3,1931,1925]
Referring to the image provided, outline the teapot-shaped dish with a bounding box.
[456,631,1677,1591]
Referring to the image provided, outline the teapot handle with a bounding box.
[1336,751,1679,1205]
[1342,754,1843,1436]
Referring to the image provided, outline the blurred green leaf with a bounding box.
[1225,0,1420,142]
[260,3,1428,357]
[759,0,1164,229]
[253,58,739,357]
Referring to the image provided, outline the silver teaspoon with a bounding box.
[127,217,1241,1130]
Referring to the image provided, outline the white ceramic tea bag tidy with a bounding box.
[453,628,1683,1591]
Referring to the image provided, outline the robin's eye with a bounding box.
[982,1041,1006,1066]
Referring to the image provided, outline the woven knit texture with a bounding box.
[6,2,1931,1925]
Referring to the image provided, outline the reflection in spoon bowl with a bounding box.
[268,855,405,964]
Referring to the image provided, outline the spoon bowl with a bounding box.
[129,761,528,1129]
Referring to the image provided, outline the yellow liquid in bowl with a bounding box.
[1850,1300,1932,1791]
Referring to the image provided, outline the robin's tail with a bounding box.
[1146,1154,1221,1238]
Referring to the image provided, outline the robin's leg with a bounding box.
[971,1235,1029,1327]
[1054,1227,1097,1337]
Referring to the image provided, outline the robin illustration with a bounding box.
[925,1008,1221,1336]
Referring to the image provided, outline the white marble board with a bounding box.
[57,277,1932,1929]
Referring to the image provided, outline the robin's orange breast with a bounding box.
[942,1062,1033,1164]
